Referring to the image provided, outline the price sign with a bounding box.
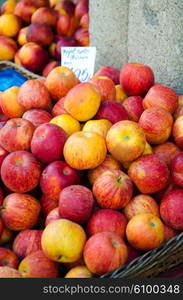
[61,47,96,82]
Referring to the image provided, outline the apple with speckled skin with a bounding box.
[128,154,170,194]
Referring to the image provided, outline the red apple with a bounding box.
[93,169,133,209]
[164,223,179,242]
[31,123,68,164]
[83,231,128,275]
[45,207,60,226]
[42,60,59,77]
[122,96,144,122]
[171,152,183,187]
[139,106,173,144]
[143,83,178,114]
[40,160,80,200]
[0,118,35,152]
[56,14,78,37]
[59,185,94,224]
[40,194,59,216]
[0,248,19,269]
[75,0,88,20]
[55,1,75,15]
[18,250,59,278]
[1,151,41,193]
[120,63,155,96]
[0,193,41,231]
[95,100,128,124]
[95,66,120,85]
[0,146,8,168]
[160,189,183,230]
[31,7,57,27]
[128,154,170,194]
[26,23,53,47]
[153,142,181,167]
[14,1,37,23]
[55,36,77,60]
[173,116,183,149]
[86,209,127,238]
[22,109,52,128]
[13,229,43,259]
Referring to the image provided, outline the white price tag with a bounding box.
[61,47,96,82]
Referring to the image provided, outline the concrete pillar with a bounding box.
[89,0,183,94]
[128,0,183,94]
[89,0,129,71]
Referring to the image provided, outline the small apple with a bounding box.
[0,248,19,269]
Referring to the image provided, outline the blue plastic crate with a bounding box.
[0,68,28,92]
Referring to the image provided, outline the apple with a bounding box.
[128,154,170,194]
[0,14,22,38]
[0,118,35,153]
[0,193,41,231]
[0,266,21,278]
[123,194,160,220]
[22,109,52,128]
[93,169,133,209]
[106,120,146,163]
[45,207,60,226]
[16,42,49,73]
[89,76,116,101]
[63,131,107,170]
[95,66,120,85]
[40,194,59,216]
[55,1,75,16]
[87,209,127,238]
[139,106,173,144]
[17,26,28,46]
[18,79,51,111]
[173,116,183,149]
[40,160,80,200]
[26,23,53,47]
[153,142,181,167]
[0,248,19,269]
[164,224,179,242]
[0,146,8,169]
[1,151,41,193]
[95,100,128,124]
[171,152,183,187]
[14,1,37,23]
[64,82,101,122]
[88,154,121,185]
[41,219,87,263]
[45,66,79,101]
[122,96,144,122]
[13,229,43,259]
[75,0,88,20]
[59,185,94,224]
[0,86,25,119]
[42,61,59,77]
[31,123,68,164]
[120,62,154,96]
[126,213,165,251]
[82,119,112,138]
[160,189,183,230]
[31,7,57,27]
[0,35,18,61]
[18,250,59,278]
[74,27,89,46]
[143,83,178,114]
[65,265,93,278]
[83,231,128,275]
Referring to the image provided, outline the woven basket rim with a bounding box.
[101,231,183,278]
[0,60,45,80]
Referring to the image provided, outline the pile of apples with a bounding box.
[0,0,89,75]
[0,62,183,278]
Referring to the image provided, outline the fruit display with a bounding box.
[0,60,182,279]
[0,0,89,75]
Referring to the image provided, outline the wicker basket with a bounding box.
[101,232,183,278]
[0,60,44,80]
